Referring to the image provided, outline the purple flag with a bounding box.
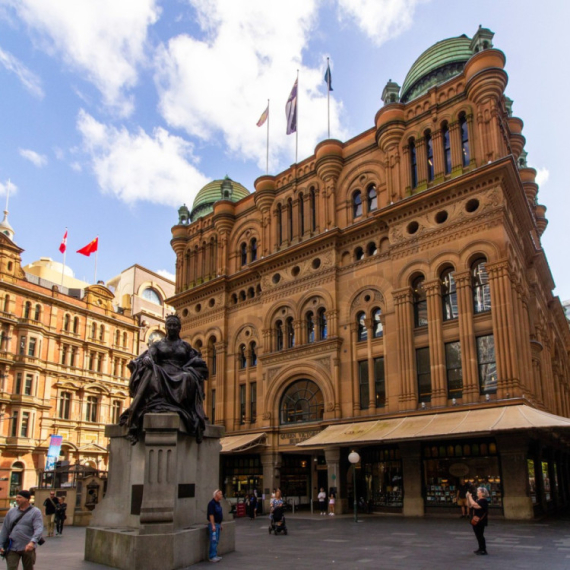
[285,79,297,135]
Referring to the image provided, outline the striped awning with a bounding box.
[297,404,570,448]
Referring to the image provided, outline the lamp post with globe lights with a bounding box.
[348,450,361,523]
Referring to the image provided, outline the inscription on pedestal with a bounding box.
[178,484,195,499]
[131,484,144,515]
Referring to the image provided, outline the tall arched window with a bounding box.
[250,341,257,367]
[86,395,98,422]
[240,242,247,266]
[23,302,31,319]
[441,268,458,320]
[91,323,97,338]
[409,138,418,188]
[34,304,41,321]
[239,344,247,369]
[367,185,377,211]
[442,122,451,174]
[3,295,9,313]
[372,308,383,338]
[73,317,79,334]
[99,325,104,341]
[250,238,257,262]
[460,113,470,167]
[123,332,128,347]
[280,379,324,424]
[310,187,317,231]
[472,258,491,313]
[63,314,70,332]
[142,288,162,305]
[277,204,283,245]
[287,198,293,242]
[367,242,377,257]
[355,247,364,261]
[413,275,428,327]
[357,311,367,342]
[317,308,327,340]
[298,193,304,236]
[10,462,25,497]
[286,317,295,348]
[306,311,315,343]
[276,320,284,351]
[425,131,434,182]
[353,191,362,218]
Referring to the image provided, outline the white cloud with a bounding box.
[0,45,43,98]
[535,167,549,187]
[336,0,423,45]
[7,0,160,116]
[0,179,18,198]
[19,148,47,167]
[70,161,82,172]
[156,269,175,282]
[76,109,209,207]
[154,0,347,171]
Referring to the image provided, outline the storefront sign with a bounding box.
[449,462,470,477]
[279,429,320,446]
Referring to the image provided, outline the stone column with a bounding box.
[449,120,462,176]
[333,357,341,415]
[365,317,375,413]
[400,441,424,516]
[325,447,342,514]
[496,434,533,519]
[432,129,444,183]
[425,279,446,405]
[261,451,281,513]
[393,287,416,409]
[415,136,427,190]
[215,342,226,426]
[349,323,360,416]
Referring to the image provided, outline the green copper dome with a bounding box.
[190,176,250,221]
[400,35,474,103]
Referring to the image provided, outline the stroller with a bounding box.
[268,505,288,535]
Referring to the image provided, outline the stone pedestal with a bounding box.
[85,414,234,569]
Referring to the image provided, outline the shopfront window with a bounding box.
[221,455,262,499]
[361,447,403,510]
[280,454,311,498]
[280,379,324,425]
[528,459,537,504]
[423,439,502,508]
[542,461,551,502]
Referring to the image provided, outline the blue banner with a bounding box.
[45,435,63,471]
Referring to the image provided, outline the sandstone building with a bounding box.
[169,27,570,519]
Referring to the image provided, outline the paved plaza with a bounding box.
[34,512,570,570]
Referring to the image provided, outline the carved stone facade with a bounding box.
[169,30,570,518]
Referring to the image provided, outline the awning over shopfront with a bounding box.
[220,432,268,454]
[297,404,570,448]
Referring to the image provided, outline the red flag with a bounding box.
[77,237,98,257]
[59,229,68,254]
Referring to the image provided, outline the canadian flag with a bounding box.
[59,229,68,254]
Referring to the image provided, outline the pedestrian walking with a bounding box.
[455,478,470,518]
[467,487,489,555]
[54,498,67,536]
[0,490,43,570]
[207,489,223,563]
[42,492,58,538]
[249,493,257,520]
[318,488,327,515]
[328,492,335,516]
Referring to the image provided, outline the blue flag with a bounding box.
[324,62,333,92]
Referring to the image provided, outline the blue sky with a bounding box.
[1,0,569,299]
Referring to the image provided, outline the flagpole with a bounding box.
[61,228,67,287]
[296,70,299,164]
[327,58,331,139]
[94,238,98,283]
[266,99,270,175]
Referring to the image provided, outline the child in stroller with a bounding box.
[268,489,288,535]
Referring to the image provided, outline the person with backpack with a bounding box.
[0,490,43,569]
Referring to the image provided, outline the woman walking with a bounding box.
[55,496,68,536]
[467,487,489,555]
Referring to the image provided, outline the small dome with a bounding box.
[401,35,474,103]
[30,257,75,277]
[190,177,250,221]
[0,210,14,241]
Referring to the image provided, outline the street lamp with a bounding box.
[348,450,360,523]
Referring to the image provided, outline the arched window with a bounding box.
[86,395,98,422]
[250,238,257,262]
[277,204,283,245]
[115,330,120,346]
[240,242,247,266]
[99,324,105,341]
[372,308,383,338]
[286,317,295,348]
[310,187,317,231]
[441,268,458,320]
[59,392,71,419]
[298,193,304,235]
[142,288,162,305]
[442,122,451,174]
[367,185,377,212]
[409,138,418,189]
[472,258,491,313]
[276,320,284,351]
[250,341,257,367]
[287,198,293,242]
[232,293,238,305]
[123,332,128,347]
[239,344,247,369]
[3,295,9,313]
[63,314,70,332]
[239,290,246,302]
[425,131,434,181]
[367,242,377,256]
[460,113,470,167]
[73,316,79,333]
[91,323,97,338]
[280,379,324,424]
[112,400,122,424]
[353,191,362,218]
[306,311,315,343]
[317,308,328,340]
[248,287,255,299]
[34,304,41,321]
[10,461,25,497]
[413,275,428,327]
[357,311,367,342]
[355,247,364,261]
[23,302,31,319]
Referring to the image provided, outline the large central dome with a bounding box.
[190,176,250,221]
[400,35,474,103]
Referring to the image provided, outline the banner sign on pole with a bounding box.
[45,435,63,471]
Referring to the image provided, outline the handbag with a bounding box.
[471,513,486,526]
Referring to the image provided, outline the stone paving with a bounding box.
[34,512,570,570]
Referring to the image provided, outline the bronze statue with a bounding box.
[119,314,208,444]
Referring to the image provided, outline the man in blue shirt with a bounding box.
[207,489,223,563]
[0,490,43,569]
